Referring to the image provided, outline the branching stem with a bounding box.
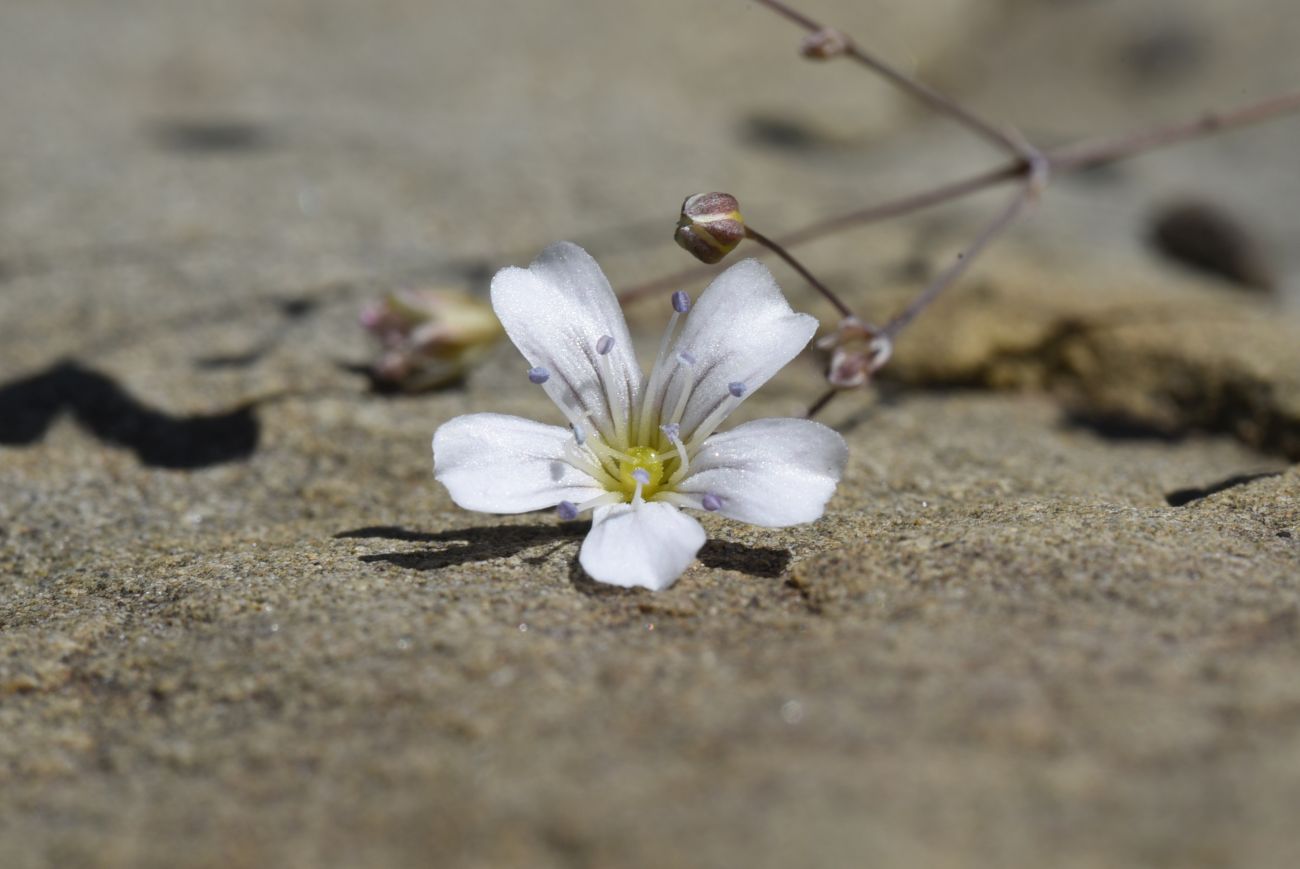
[743,226,853,318]
[753,0,1033,161]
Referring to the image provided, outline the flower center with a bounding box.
[617,447,664,499]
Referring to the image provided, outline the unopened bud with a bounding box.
[674,192,746,264]
[817,317,892,389]
[801,28,851,60]
[360,288,503,392]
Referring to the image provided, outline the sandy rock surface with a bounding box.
[2,1,1299,867]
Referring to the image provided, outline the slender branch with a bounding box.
[743,226,854,318]
[752,0,1030,160]
[1048,90,1300,171]
[780,164,1018,247]
[617,87,1300,307]
[805,386,840,419]
[782,89,1300,254]
[883,177,1038,339]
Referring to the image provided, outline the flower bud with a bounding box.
[360,288,502,392]
[674,192,746,264]
[816,317,892,389]
[801,28,851,60]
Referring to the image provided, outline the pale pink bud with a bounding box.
[360,288,502,391]
[817,317,892,388]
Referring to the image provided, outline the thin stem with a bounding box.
[805,387,840,420]
[778,89,1300,255]
[752,0,1030,160]
[883,176,1039,339]
[616,88,1300,308]
[743,226,853,318]
[779,164,1019,248]
[1047,90,1300,171]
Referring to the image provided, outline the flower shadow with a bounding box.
[337,523,586,572]
[338,524,792,585]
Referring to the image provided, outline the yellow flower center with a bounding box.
[617,446,664,500]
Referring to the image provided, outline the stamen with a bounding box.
[635,291,690,444]
[649,491,697,509]
[631,467,650,506]
[571,421,586,445]
[557,501,578,521]
[561,441,620,489]
[659,422,690,478]
[593,337,627,446]
[585,437,640,466]
[663,348,699,429]
[702,493,723,512]
[574,491,627,515]
[528,366,550,384]
[683,383,748,454]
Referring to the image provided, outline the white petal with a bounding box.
[656,259,817,440]
[433,413,605,513]
[675,418,847,527]
[579,502,706,591]
[490,242,641,444]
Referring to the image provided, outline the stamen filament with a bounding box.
[594,341,628,446]
[562,442,621,489]
[653,491,704,510]
[665,352,696,428]
[631,467,650,506]
[636,298,686,445]
[575,491,627,514]
[684,393,742,453]
[662,432,690,479]
[585,437,640,466]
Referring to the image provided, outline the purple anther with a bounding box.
[557,500,579,521]
[528,366,550,384]
[728,381,747,398]
[676,350,696,366]
[571,422,586,445]
[632,468,651,485]
[659,422,681,441]
[702,493,723,512]
[671,290,691,314]
[596,335,615,355]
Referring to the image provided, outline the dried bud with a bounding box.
[817,317,892,389]
[360,288,502,392]
[674,192,746,264]
[800,28,851,60]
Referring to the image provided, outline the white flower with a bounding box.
[432,241,847,591]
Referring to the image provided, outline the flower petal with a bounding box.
[579,502,706,591]
[433,413,605,513]
[675,418,847,527]
[657,258,818,441]
[490,242,641,444]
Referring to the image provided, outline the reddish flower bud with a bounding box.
[817,317,892,389]
[360,288,502,392]
[674,192,747,265]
